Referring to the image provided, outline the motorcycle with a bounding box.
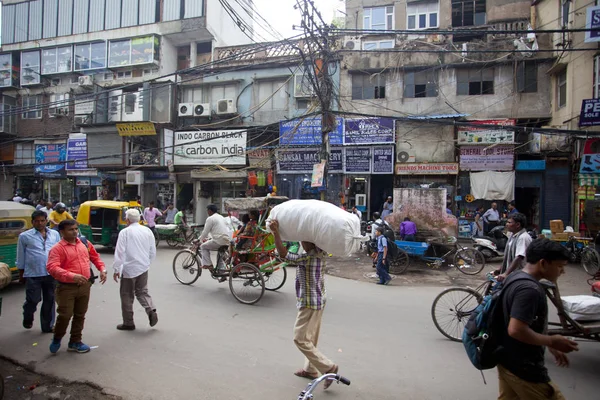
[473,225,537,261]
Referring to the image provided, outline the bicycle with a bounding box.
[172,240,265,305]
[431,273,497,341]
[297,374,351,400]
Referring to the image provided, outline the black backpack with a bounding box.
[79,236,98,284]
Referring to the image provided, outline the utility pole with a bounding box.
[295,0,337,201]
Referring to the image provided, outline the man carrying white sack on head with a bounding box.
[270,219,340,390]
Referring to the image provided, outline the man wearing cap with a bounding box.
[113,208,158,331]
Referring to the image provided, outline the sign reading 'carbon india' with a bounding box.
[173,130,246,166]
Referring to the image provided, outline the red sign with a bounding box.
[395,163,459,175]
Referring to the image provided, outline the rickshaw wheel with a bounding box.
[453,248,485,275]
[582,247,600,276]
[229,263,265,305]
[264,264,287,291]
[166,237,181,248]
[389,249,410,274]
[173,250,202,285]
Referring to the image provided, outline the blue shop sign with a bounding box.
[344,117,395,145]
[579,99,600,126]
[279,117,344,146]
[66,136,88,170]
[585,6,600,43]
[515,160,546,171]
[277,148,343,173]
[35,143,67,178]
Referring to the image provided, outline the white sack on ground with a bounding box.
[470,171,515,201]
[267,199,365,256]
[562,295,600,321]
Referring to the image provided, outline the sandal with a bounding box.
[323,365,339,390]
[294,369,318,380]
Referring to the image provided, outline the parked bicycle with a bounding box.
[297,373,351,400]
[156,223,202,248]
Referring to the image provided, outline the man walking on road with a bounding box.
[143,201,162,234]
[270,220,340,390]
[497,238,577,399]
[16,210,61,333]
[113,209,158,331]
[498,213,532,282]
[199,204,231,270]
[46,220,107,354]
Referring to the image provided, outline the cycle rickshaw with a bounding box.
[172,196,291,305]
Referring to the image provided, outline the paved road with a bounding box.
[0,247,598,400]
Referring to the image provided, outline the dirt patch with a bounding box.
[0,356,120,400]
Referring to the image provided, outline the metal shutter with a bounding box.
[87,132,123,166]
[14,2,29,42]
[43,0,59,38]
[515,172,543,188]
[58,0,74,36]
[89,0,106,32]
[105,0,122,30]
[544,161,571,228]
[28,0,43,40]
[73,0,90,34]
[122,0,139,27]
[163,0,181,21]
[139,0,157,24]
[184,0,203,18]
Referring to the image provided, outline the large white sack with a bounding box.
[267,200,365,256]
[561,295,600,321]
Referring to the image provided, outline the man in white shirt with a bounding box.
[112,209,158,331]
[351,206,362,221]
[497,213,533,282]
[13,193,23,202]
[224,214,242,236]
[199,204,232,270]
[39,202,53,218]
[482,202,501,234]
[370,212,392,241]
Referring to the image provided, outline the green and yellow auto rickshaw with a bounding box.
[76,200,143,247]
[0,201,36,280]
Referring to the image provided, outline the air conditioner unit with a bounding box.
[193,103,211,117]
[78,75,94,88]
[216,99,237,115]
[294,74,315,98]
[178,102,194,117]
[108,90,123,122]
[397,150,416,163]
[49,106,69,117]
[126,171,144,185]
[344,36,362,50]
[74,115,91,126]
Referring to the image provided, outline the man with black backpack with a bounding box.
[497,238,578,399]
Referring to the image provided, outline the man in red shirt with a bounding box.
[46,219,107,354]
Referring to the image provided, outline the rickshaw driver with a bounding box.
[199,204,232,271]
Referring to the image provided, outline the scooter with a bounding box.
[472,225,507,260]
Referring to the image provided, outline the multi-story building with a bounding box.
[340,0,570,231]
[0,0,254,207]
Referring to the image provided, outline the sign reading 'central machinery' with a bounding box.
[173,130,247,166]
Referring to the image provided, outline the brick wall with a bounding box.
[17,93,76,139]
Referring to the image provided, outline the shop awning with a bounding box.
[579,174,600,186]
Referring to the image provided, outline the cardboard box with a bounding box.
[552,233,569,241]
[550,220,564,233]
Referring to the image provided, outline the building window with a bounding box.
[49,94,69,117]
[363,6,394,30]
[404,70,438,98]
[210,84,238,109]
[557,69,567,109]
[452,0,486,27]
[594,56,600,98]
[21,50,41,86]
[407,1,439,30]
[116,71,132,79]
[362,40,395,50]
[257,80,288,110]
[15,142,35,165]
[352,73,386,100]
[516,62,538,93]
[457,68,494,95]
[22,95,42,119]
[560,0,570,28]
[183,87,206,103]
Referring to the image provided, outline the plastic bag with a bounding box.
[267,200,366,256]
[561,295,600,321]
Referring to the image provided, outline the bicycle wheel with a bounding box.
[263,262,287,291]
[453,248,485,275]
[431,287,483,342]
[173,250,202,285]
[581,246,600,276]
[166,235,181,248]
[229,262,265,305]
[389,249,410,274]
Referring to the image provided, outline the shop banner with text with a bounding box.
[35,143,67,177]
[279,117,344,145]
[66,134,89,170]
[457,119,515,145]
[395,163,459,175]
[345,147,372,173]
[459,145,514,171]
[276,148,343,173]
[173,130,246,166]
[344,117,395,145]
[372,146,394,174]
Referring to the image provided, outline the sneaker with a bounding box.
[23,320,33,329]
[49,338,61,354]
[67,342,91,353]
[148,310,158,327]
[117,324,136,331]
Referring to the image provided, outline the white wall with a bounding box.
[206,0,253,46]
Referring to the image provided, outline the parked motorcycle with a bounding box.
[473,225,537,261]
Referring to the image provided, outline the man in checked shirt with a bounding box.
[270,220,339,390]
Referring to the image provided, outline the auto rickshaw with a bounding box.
[0,201,36,280]
[76,200,143,247]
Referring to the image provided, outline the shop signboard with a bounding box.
[579,99,600,126]
[279,117,344,145]
[372,146,394,174]
[459,145,514,171]
[116,122,157,136]
[457,119,515,145]
[34,142,67,178]
[173,130,246,166]
[345,147,371,173]
[344,118,395,145]
[66,134,88,171]
[276,148,343,173]
[585,6,600,43]
[395,163,459,175]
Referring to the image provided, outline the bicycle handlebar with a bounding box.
[298,374,351,399]
[337,375,351,386]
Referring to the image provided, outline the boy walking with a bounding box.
[374,227,391,285]
[498,238,578,399]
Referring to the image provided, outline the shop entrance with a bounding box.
[370,175,394,219]
[515,187,541,231]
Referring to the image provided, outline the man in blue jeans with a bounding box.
[373,227,392,285]
[16,210,61,332]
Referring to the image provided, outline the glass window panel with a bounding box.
[90,42,107,69]
[371,8,385,26]
[41,48,57,74]
[379,41,394,49]
[430,13,438,27]
[57,45,72,73]
[363,42,378,50]
[408,15,416,29]
[419,14,427,28]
